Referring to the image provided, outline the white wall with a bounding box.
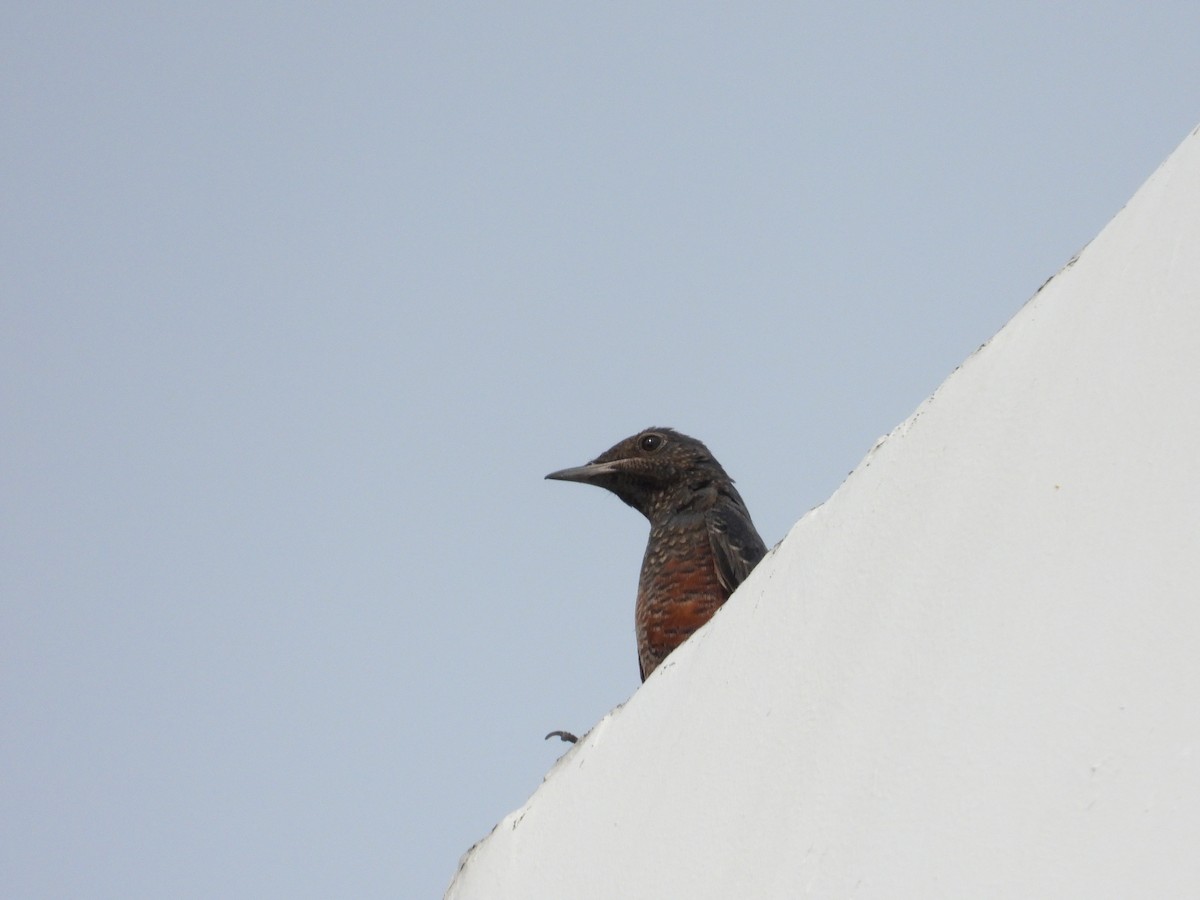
[446,124,1200,899]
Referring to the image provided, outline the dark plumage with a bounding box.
[547,428,767,681]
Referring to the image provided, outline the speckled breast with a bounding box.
[635,518,728,679]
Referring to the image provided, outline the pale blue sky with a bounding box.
[3,4,1197,897]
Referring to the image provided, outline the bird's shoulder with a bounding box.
[705,489,767,594]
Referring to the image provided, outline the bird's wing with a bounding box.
[706,495,768,595]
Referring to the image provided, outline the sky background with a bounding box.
[3,4,1198,898]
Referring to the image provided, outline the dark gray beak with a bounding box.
[545,461,621,484]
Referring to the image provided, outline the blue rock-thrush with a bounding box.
[547,428,767,682]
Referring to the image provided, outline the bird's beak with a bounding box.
[545,460,623,484]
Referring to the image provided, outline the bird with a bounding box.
[546,427,767,683]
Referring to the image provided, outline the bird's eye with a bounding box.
[639,433,663,452]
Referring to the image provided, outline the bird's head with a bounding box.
[545,427,728,521]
